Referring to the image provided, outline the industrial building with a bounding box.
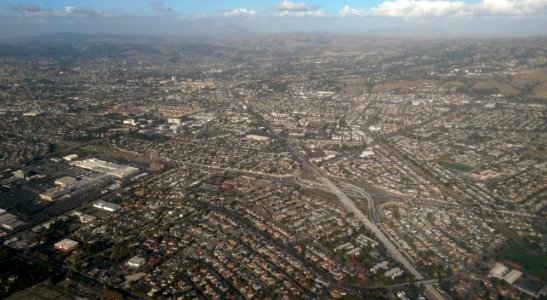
[93,200,121,212]
[0,210,26,231]
[127,256,146,268]
[39,186,70,201]
[54,238,79,252]
[70,158,139,179]
[54,176,77,187]
[62,154,79,162]
[40,173,111,201]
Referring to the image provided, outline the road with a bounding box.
[248,107,446,300]
[280,140,446,300]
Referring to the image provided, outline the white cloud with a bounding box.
[273,0,325,17]
[475,0,547,16]
[367,0,467,17]
[63,6,112,18]
[275,10,325,17]
[64,6,77,14]
[179,13,208,20]
[10,3,112,19]
[340,5,367,17]
[341,0,547,18]
[274,0,316,11]
[223,8,256,17]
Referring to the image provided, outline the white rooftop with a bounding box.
[488,263,509,279]
[503,269,523,285]
[71,158,139,178]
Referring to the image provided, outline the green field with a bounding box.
[446,162,473,172]
[207,130,231,138]
[497,241,547,282]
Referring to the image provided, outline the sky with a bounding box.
[1,0,547,38]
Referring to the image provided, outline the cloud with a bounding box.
[367,0,468,17]
[63,6,113,18]
[151,0,174,13]
[10,4,112,18]
[9,4,42,13]
[9,4,60,18]
[475,0,547,16]
[340,5,367,17]
[275,10,325,18]
[273,0,325,17]
[179,13,208,20]
[223,8,257,17]
[341,0,547,18]
[274,0,316,12]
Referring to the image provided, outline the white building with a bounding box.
[93,200,121,212]
[123,119,137,126]
[54,238,78,252]
[245,134,271,141]
[167,118,182,125]
[63,154,79,162]
[503,270,523,285]
[54,176,77,187]
[127,256,146,268]
[71,158,139,179]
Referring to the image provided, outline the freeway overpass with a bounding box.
[253,107,446,300]
[283,143,446,300]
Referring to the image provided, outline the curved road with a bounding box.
[286,144,446,300]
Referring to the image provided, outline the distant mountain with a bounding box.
[0,32,245,59]
[182,25,258,40]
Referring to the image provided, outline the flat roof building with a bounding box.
[54,176,77,187]
[63,154,79,162]
[127,256,146,268]
[504,270,523,285]
[93,200,121,212]
[489,263,509,279]
[0,213,26,231]
[39,186,70,201]
[54,238,79,252]
[71,158,139,179]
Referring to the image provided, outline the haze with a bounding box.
[1,0,547,38]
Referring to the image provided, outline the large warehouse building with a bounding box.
[70,158,139,179]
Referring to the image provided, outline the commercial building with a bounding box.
[489,263,509,279]
[245,134,270,141]
[0,212,26,231]
[54,176,77,187]
[93,200,121,212]
[54,238,79,252]
[62,154,79,162]
[503,270,523,285]
[71,158,139,179]
[39,186,71,201]
[127,256,146,268]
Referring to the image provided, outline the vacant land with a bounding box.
[472,80,520,96]
[497,240,547,282]
[372,80,435,93]
[445,162,474,172]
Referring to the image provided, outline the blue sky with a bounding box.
[1,0,546,37]
[4,1,390,15]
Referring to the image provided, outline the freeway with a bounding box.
[338,182,464,211]
[250,107,445,299]
[277,139,446,300]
